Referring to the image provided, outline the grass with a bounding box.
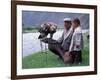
[22,33,89,69]
[22,29,38,33]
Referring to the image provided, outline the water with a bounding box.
[22,30,63,57]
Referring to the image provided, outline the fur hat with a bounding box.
[63,18,71,22]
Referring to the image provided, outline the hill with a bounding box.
[22,11,89,29]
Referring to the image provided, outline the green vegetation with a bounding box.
[22,33,89,69]
[22,26,64,33]
[22,27,39,33]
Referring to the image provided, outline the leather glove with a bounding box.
[41,38,59,44]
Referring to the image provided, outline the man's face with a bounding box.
[64,21,71,30]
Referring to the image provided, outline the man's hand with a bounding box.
[63,51,72,64]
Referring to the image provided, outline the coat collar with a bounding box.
[63,27,73,40]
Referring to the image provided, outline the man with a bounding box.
[64,18,83,64]
[48,18,74,62]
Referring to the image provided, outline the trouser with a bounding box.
[70,51,82,63]
[48,43,65,60]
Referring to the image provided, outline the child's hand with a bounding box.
[76,45,80,48]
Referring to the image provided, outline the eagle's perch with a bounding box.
[38,22,58,64]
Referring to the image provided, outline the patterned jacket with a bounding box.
[69,26,84,51]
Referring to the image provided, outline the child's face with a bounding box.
[72,22,78,28]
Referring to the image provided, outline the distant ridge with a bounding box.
[22,11,89,29]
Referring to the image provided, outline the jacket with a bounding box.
[69,26,83,51]
[57,27,74,51]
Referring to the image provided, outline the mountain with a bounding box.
[22,10,89,29]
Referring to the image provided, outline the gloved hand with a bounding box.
[41,38,59,44]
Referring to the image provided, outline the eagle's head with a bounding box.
[38,22,57,40]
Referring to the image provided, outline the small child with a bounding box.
[64,18,84,64]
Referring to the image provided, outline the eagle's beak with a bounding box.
[38,35,42,39]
